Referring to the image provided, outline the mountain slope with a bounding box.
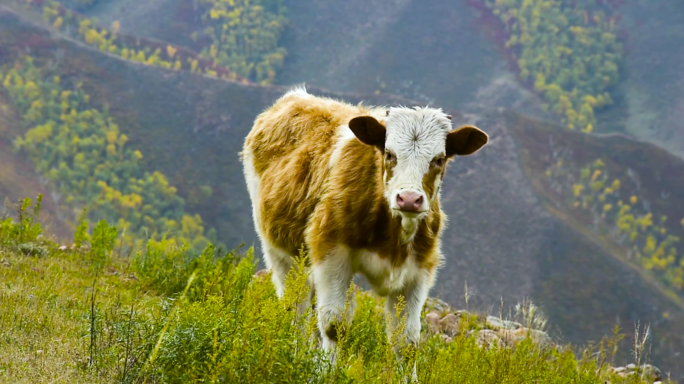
[0,81,66,237]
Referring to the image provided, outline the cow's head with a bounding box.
[349,107,488,220]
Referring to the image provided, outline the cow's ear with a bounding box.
[349,116,386,149]
[446,125,488,157]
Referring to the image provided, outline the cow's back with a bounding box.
[243,90,370,255]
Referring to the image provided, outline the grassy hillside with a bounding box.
[2,1,684,378]
[0,197,665,383]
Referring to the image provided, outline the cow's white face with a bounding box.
[349,107,488,222]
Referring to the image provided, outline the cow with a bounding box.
[240,86,488,360]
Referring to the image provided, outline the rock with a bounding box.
[486,315,521,330]
[425,297,450,312]
[440,334,453,344]
[254,269,269,279]
[58,245,67,251]
[640,364,662,381]
[1,259,10,268]
[439,313,461,336]
[425,311,441,334]
[497,327,553,349]
[476,330,502,349]
[608,363,661,382]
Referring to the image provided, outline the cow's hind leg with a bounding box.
[242,147,296,298]
[261,243,295,298]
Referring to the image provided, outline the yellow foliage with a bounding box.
[611,179,620,190]
[200,0,287,83]
[572,184,583,197]
[35,1,190,76]
[555,156,684,292]
[106,130,118,144]
[485,0,623,131]
[1,57,213,249]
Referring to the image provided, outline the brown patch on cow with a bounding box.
[423,161,445,202]
[382,151,397,184]
[244,92,443,274]
[348,116,386,149]
[325,324,338,342]
[446,125,489,157]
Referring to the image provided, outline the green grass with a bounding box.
[0,195,659,383]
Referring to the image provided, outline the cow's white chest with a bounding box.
[353,250,420,296]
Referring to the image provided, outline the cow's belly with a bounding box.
[353,249,421,296]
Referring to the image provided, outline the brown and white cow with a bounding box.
[240,86,488,356]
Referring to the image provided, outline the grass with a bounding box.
[0,195,662,383]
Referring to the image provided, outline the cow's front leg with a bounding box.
[385,272,430,382]
[312,245,354,354]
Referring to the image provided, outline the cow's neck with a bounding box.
[400,216,420,244]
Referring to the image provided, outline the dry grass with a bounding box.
[0,246,160,383]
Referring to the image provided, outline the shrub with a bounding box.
[1,57,214,250]
[485,0,623,132]
[0,194,48,253]
[199,0,287,84]
[546,157,684,292]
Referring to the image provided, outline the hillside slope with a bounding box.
[0,82,66,237]
[76,0,684,157]
[607,0,684,155]
[1,4,683,377]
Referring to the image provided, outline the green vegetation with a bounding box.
[31,0,245,81]
[1,56,214,250]
[198,0,288,84]
[485,0,623,132]
[0,200,655,383]
[546,158,684,291]
[29,0,288,84]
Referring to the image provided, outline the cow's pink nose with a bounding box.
[396,191,424,212]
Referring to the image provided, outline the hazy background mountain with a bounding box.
[1,0,683,378]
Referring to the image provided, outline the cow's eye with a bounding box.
[385,152,395,162]
[431,157,444,167]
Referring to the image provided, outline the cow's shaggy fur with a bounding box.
[240,86,488,357]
